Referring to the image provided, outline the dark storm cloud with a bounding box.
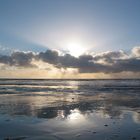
[0,47,140,73]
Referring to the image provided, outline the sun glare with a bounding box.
[66,41,86,57]
[67,109,85,124]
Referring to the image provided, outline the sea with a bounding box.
[0,79,140,140]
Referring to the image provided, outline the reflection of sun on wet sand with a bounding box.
[0,79,140,140]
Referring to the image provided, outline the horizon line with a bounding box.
[0,78,140,80]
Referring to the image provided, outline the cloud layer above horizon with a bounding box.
[0,46,140,78]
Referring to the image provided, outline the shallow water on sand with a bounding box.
[0,79,140,140]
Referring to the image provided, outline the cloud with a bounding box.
[0,47,140,75]
[132,46,140,57]
[38,50,59,65]
[0,51,35,67]
[0,44,13,55]
[92,50,128,64]
[11,51,35,67]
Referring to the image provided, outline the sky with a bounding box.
[0,0,140,78]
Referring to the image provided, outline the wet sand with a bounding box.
[0,79,140,140]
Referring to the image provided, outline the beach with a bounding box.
[0,79,140,140]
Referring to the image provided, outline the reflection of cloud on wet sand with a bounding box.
[132,112,140,124]
[0,90,140,123]
[0,80,140,140]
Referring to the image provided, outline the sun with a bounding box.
[66,41,86,57]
